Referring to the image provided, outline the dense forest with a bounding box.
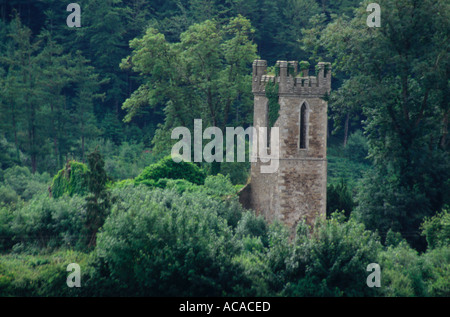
[0,0,448,297]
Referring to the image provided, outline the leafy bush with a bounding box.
[378,242,426,296]
[219,161,250,185]
[0,207,14,251]
[327,180,354,218]
[231,236,272,296]
[135,155,206,186]
[344,130,369,163]
[9,194,86,250]
[51,161,89,199]
[0,250,90,296]
[92,186,250,296]
[421,208,450,249]
[0,185,19,207]
[377,241,450,297]
[283,213,382,297]
[2,166,50,201]
[86,139,157,180]
[235,211,269,247]
[421,246,450,296]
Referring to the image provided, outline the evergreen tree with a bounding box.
[306,0,450,249]
[84,149,111,248]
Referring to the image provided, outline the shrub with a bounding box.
[421,208,450,249]
[135,155,206,186]
[284,213,382,296]
[231,236,272,296]
[219,161,250,185]
[92,186,249,296]
[344,130,369,163]
[51,161,89,199]
[378,242,428,297]
[0,185,19,207]
[86,139,156,181]
[10,194,86,250]
[235,211,269,247]
[2,166,50,201]
[0,250,91,296]
[421,246,450,296]
[0,207,14,251]
[327,180,354,218]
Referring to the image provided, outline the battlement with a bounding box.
[252,60,331,97]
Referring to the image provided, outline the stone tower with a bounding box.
[249,59,331,230]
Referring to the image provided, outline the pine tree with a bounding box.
[84,149,111,248]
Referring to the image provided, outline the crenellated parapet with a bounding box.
[252,60,331,98]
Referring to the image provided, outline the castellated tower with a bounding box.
[250,59,331,230]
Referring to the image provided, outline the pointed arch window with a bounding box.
[299,102,308,149]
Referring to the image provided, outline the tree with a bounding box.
[121,16,258,173]
[93,185,250,296]
[69,52,104,163]
[1,15,44,174]
[284,213,382,296]
[307,0,450,249]
[84,150,111,248]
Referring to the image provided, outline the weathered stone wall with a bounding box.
[249,59,331,231]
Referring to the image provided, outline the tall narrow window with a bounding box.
[300,103,307,149]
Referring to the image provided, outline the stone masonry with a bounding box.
[248,59,331,231]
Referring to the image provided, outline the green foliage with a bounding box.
[121,16,258,160]
[378,242,426,296]
[0,250,90,297]
[0,186,19,208]
[327,180,354,218]
[421,246,450,296]
[284,213,382,296]
[135,156,207,186]
[0,137,22,170]
[84,150,111,248]
[378,241,450,297]
[51,161,89,199]
[1,166,50,201]
[311,0,450,250]
[220,161,250,185]
[135,174,243,229]
[298,60,310,76]
[354,166,435,250]
[0,207,14,251]
[85,139,158,181]
[6,194,86,251]
[344,130,369,163]
[421,208,450,249]
[235,211,269,247]
[0,0,448,298]
[92,186,250,296]
[298,60,310,70]
[266,81,280,128]
[327,139,372,188]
